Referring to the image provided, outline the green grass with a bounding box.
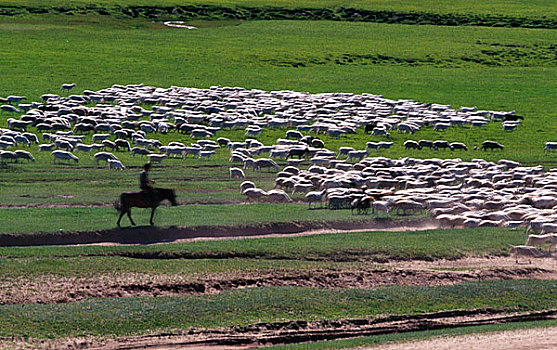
[0,226,524,261]
[2,280,556,338]
[0,203,407,234]
[0,18,556,212]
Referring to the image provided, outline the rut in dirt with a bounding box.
[40,309,557,350]
[2,266,551,305]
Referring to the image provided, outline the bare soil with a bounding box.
[2,257,554,305]
[0,217,440,247]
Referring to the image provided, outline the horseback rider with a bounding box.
[140,163,156,194]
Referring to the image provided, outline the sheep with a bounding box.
[52,150,78,164]
[526,234,557,251]
[55,139,74,151]
[418,140,434,149]
[108,159,126,171]
[433,140,453,151]
[510,245,548,264]
[0,151,18,163]
[240,181,256,193]
[434,122,451,131]
[266,189,293,203]
[255,158,280,172]
[22,132,39,144]
[39,143,55,152]
[15,150,35,162]
[543,142,557,152]
[450,142,468,151]
[92,134,111,143]
[305,190,325,209]
[75,143,95,153]
[1,105,19,115]
[372,200,390,216]
[481,140,504,151]
[286,130,303,140]
[243,188,268,202]
[346,150,368,162]
[148,154,167,164]
[371,128,390,138]
[393,199,424,215]
[292,182,314,194]
[61,83,76,92]
[230,167,246,179]
[404,140,421,150]
[94,152,118,165]
[198,151,215,160]
[131,147,152,157]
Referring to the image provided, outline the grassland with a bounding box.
[0,226,524,261]
[0,3,556,348]
[2,281,557,338]
[0,17,556,214]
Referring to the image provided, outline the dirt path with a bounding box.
[2,257,554,305]
[369,325,557,350]
[0,217,440,247]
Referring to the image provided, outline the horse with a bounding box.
[116,188,177,227]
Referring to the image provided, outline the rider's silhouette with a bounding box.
[140,163,155,192]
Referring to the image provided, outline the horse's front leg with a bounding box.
[149,207,156,226]
[117,210,125,227]
[127,209,136,226]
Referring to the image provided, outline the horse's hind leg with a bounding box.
[149,207,156,226]
[127,209,136,226]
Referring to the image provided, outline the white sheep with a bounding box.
[148,153,167,164]
[230,167,246,179]
[243,188,268,202]
[199,150,215,160]
[52,150,79,164]
[108,159,126,171]
[240,181,256,193]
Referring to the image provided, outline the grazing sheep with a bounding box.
[148,153,167,164]
[255,158,280,172]
[243,188,268,202]
[108,159,126,171]
[450,142,468,151]
[61,83,76,92]
[15,150,34,162]
[94,152,118,165]
[266,189,293,203]
[52,150,79,164]
[404,140,421,150]
[240,181,256,193]
[131,147,152,157]
[481,140,504,151]
[39,143,55,152]
[230,167,246,179]
[199,150,216,160]
[543,142,557,152]
[0,151,18,163]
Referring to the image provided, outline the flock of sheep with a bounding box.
[1,83,557,259]
[1,83,551,168]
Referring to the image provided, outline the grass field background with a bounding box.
[0,3,556,347]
